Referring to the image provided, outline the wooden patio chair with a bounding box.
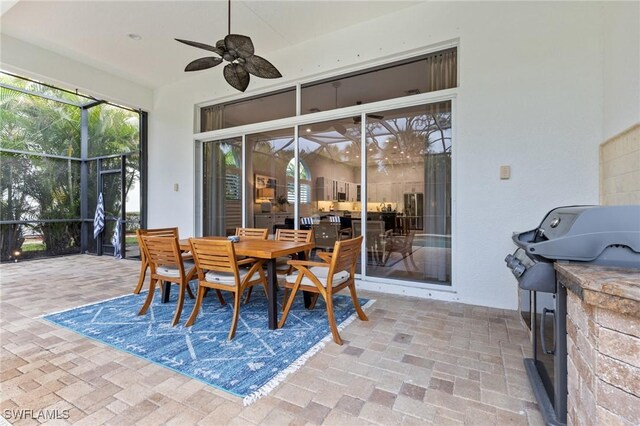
[137,235,196,326]
[278,236,368,345]
[235,227,269,239]
[185,238,268,340]
[382,230,418,269]
[133,227,194,298]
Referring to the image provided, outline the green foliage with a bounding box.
[0,75,141,261]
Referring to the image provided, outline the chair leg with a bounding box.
[325,295,343,345]
[281,288,290,311]
[186,282,196,299]
[138,278,156,315]
[133,260,148,294]
[278,277,302,328]
[348,283,368,321]
[309,293,320,310]
[243,286,253,304]
[185,286,206,327]
[228,291,241,340]
[171,283,186,327]
[215,289,226,305]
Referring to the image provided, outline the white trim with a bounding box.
[356,280,459,302]
[241,134,247,229]
[194,89,457,143]
[242,299,376,406]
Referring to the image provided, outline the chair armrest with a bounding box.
[287,260,328,268]
[317,252,333,262]
[237,257,262,266]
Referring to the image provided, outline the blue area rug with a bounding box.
[42,287,372,405]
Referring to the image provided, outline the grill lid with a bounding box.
[513,205,640,266]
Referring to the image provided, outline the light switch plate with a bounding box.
[500,165,511,180]
[173,183,179,192]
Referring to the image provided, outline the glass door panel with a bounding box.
[298,118,360,270]
[364,101,452,285]
[203,138,243,236]
[246,129,294,234]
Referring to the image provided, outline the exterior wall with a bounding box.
[603,2,640,140]
[566,291,640,425]
[150,1,606,309]
[600,124,640,205]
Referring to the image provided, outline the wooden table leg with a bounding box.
[162,281,171,303]
[298,250,313,309]
[267,259,278,330]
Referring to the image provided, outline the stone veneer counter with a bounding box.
[555,263,640,426]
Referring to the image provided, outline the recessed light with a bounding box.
[345,151,349,154]
[393,146,397,149]
[128,33,142,41]
[306,128,311,132]
[356,155,359,158]
[400,151,404,154]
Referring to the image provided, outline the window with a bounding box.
[286,159,311,204]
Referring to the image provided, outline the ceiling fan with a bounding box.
[352,102,384,124]
[175,0,282,92]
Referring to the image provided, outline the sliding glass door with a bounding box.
[364,102,451,284]
[202,138,242,236]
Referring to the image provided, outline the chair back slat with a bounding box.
[275,228,314,243]
[189,238,237,275]
[235,227,269,239]
[330,236,363,275]
[141,235,183,273]
[136,227,179,261]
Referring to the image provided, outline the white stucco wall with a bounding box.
[602,2,640,139]
[4,1,636,310]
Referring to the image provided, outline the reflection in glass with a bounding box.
[201,89,296,132]
[298,118,361,272]
[247,129,295,232]
[363,101,452,285]
[203,138,243,236]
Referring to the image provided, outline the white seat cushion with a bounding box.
[204,268,255,287]
[157,261,195,277]
[285,266,350,287]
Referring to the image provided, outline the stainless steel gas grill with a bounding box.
[505,205,640,426]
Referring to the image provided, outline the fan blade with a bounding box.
[223,64,250,92]
[225,34,254,58]
[185,57,223,72]
[244,55,282,79]
[334,123,348,135]
[175,38,223,55]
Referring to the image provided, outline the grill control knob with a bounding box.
[550,217,561,228]
[504,254,514,264]
[512,264,526,277]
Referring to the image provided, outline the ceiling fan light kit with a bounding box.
[175,0,282,92]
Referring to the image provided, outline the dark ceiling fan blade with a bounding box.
[334,123,348,135]
[224,34,255,58]
[185,57,223,72]
[353,113,384,124]
[223,63,250,92]
[244,55,282,79]
[175,38,223,55]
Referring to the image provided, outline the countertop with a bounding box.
[555,263,640,318]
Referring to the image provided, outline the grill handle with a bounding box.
[540,308,556,355]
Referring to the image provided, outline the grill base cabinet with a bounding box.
[506,205,640,426]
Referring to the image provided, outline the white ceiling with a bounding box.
[1,1,418,89]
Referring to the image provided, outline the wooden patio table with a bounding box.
[173,236,315,329]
